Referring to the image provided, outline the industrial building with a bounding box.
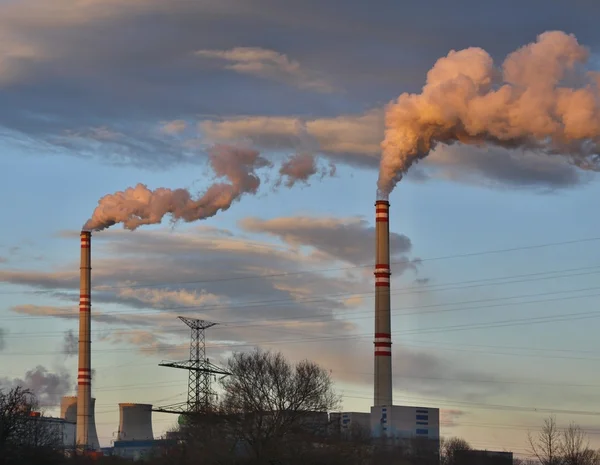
[371,405,440,443]
[330,412,371,438]
[64,201,447,460]
[60,395,100,450]
[24,412,76,450]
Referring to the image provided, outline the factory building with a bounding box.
[370,405,440,443]
[110,439,176,460]
[24,412,76,450]
[330,412,372,439]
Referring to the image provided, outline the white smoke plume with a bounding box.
[378,30,600,198]
[277,152,336,187]
[0,366,71,407]
[62,329,77,358]
[84,144,272,231]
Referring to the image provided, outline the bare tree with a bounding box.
[561,422,599,465]
[0,386,62,465]
[440,437,471,465]
[219,348,340,463]
[528,416,563,465]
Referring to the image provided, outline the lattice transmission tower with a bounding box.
[153,317,230,415]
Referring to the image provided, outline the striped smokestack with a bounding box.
[374,200,392,406]
[77,231,92,449]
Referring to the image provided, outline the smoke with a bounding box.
[0,327,6,351]
[0,366,71,407]
[378,30,600,198]
[277,152,336,187]
[84,144,272,231]
[62,330,77,358]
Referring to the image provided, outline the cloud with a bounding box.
[201,108,590,189]
[161,120,187,135]
[0,366,71,407]
[1,218,522,403]
[195,47,334,93]
[2,217,419,362]
[11,304,172,328]
[239,216,413,266]
[440,409,467,428]
[424,145,587,190]
[4,217,407,332]
[273,338,503,404]
[0,0,597,192]
[110,329,185,358]
[115,288,222,309]
[199,110,383,164]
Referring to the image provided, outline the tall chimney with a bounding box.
[77,231,92,449]
[374,200,392,406]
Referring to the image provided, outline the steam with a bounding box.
[378,30,600,198]
[0,366,71,407]
[84,144,272,231]
[277,152,336,187]
[62,330,77,358]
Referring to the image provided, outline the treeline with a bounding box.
[2,349,600,465]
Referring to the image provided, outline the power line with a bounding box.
[3,264,600,326]
[3,283,600,339]
[4,296,600,356]
[1,234,600,295]
[340,390,600,417]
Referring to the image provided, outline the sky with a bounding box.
[1,0,600,457]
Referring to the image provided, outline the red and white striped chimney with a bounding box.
[374,200,392,406]
[77,231,92,449]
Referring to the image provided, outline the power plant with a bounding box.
[54,203,439,457]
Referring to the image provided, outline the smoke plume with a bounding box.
[0,366,71,407]
[62,330,77,358]
[378,31,600,198]
[84,145,272,231]
[277,152,336,187]
[0,327,6,351]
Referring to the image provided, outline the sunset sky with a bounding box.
[2,0,600,456]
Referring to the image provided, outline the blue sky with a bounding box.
[1,0,600,456]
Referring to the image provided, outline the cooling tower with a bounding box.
[374,200,392,406]
[61,395,100,450]
[118,403,154,442]
[77,231,93,449]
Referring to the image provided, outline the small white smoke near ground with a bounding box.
[0,366,71,407]
[378,30,600,198]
